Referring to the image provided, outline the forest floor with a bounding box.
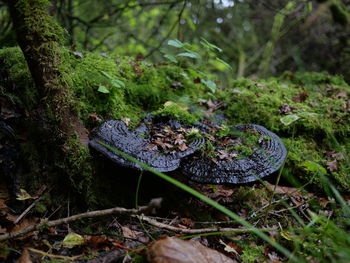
[1,174,350,263]
[1,47,350,262]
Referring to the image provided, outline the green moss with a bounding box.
[231,186,269,211]
[65,135,94,202]
[0,47,37,108]
[2,42,350,195]
[153,104,198,124]
[222,72,350,190]
[240,245,265,263]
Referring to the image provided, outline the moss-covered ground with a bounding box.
[1,46,349,196]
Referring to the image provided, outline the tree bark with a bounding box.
[5,0,93,198]
[6,0,88,145]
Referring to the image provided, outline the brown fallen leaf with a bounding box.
[219,240,240,255]
[147,236,237,263]
[16,248,32,263]
[335,90,347,99]
[122,226,149,244]
[326,160,339,172]
[279,103,294,114]
[180,218,195,228]
[264,181,313,198]
[178,143,188,152]
[292,90,309,102]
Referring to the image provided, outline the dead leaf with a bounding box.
[256,83,265,88]
[218,150,230,160]
[178,143,188,151]
[193,77,201,83]
[84,235,111,250]
[292,90,309,102]
[344,100,350,111]
[0,199,7,209]
[133,63,142,75]
[268,252,283,263]
[206,99,216,110]
[147,236,237,263]
[180,218,195,228]
[318,197,334,208]
[16,189,32,201]
[174,134,185,145]
[219,240,239,255]
[265,181,296,195]
[326,151,344,160]
[16,248,32,263]
[326,160,339,172]
[335,90,347,99]
[279,103,294,115]
[232,89,241,94]
[122,226,149,244]
[88,113,102,123]
[135,53,143,61]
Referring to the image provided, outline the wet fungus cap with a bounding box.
[181,124,287,184]
[89,119,287,183]
[88,119,205,172]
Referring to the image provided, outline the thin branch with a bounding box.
[90,31,116,52]
[88,1,183,26]
[144,0,187,58]
[136,215,279,235]
[14,186,48,225]
[0,201,159,242]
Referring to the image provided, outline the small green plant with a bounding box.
[97,70,125,94]
[161,38,231,93]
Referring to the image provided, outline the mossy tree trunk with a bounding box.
[5,0,93,198]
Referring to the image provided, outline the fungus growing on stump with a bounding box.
[89,119,205,172]
[181,124,287,184]
[89,118,287,183]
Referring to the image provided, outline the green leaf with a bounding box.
[216,57,232,69]
[201,79,217,93]
[280,114,300,126]
[167,39,184,48]
[110,79,125,88]
[163,53,178,63]
[100,70,124,88]
[301,160,327,175]
[16,189,32,201]
[176,52,201,59]
[100,70,113,79]
[200,38,222,52]
[98,85,110,93]
[298,112,318,118]
[62,233,85,248]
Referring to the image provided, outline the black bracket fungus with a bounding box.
[181,124,287,184]
[89,118,287,184]
[89,119,205,172]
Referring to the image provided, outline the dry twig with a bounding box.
[136,215,279,235]
[0,200,159,242]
